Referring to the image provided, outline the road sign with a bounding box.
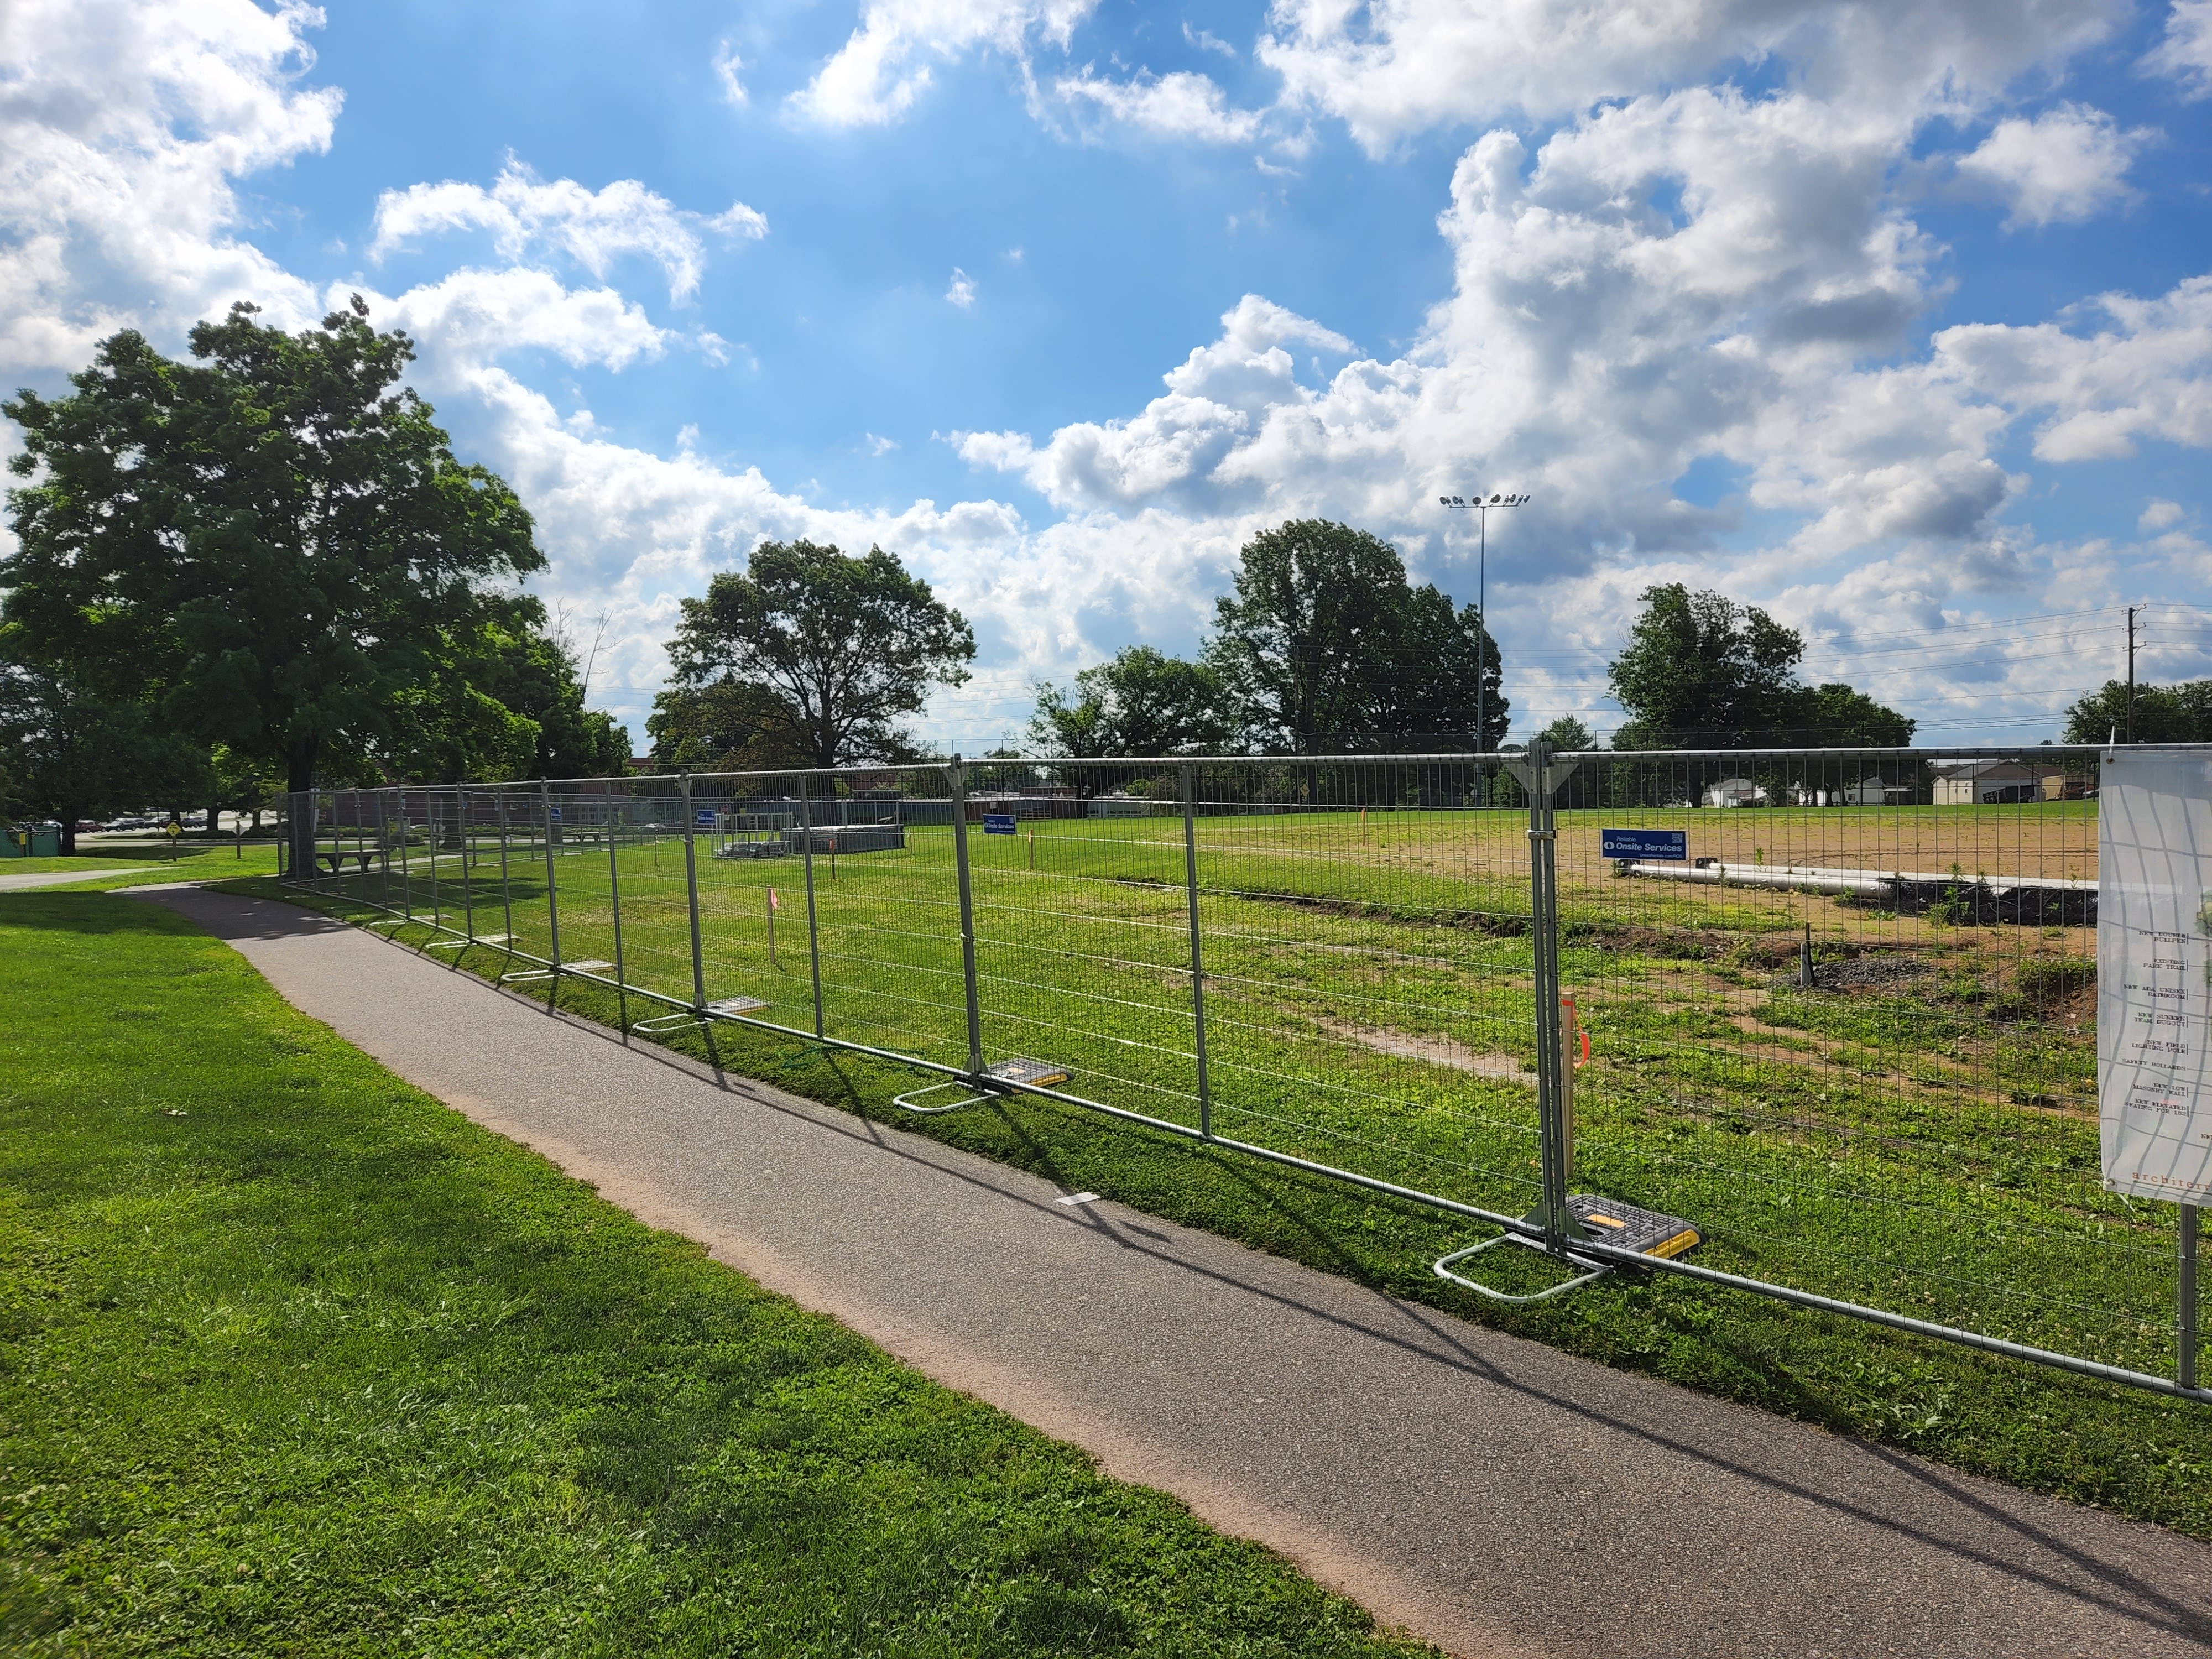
[1601,827,1687,861]
[983,813,1017,836]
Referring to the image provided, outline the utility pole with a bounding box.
[2126,605,2137,745]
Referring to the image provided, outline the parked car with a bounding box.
[75,820,101,833]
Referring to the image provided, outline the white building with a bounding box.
[1701,776,1767,808]
[1931,760,2056,805]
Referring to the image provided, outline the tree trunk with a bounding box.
[285,738,319,879]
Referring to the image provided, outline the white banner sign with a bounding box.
[2100,752,2212,1203]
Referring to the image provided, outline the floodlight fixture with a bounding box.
[1438,489,1530,758]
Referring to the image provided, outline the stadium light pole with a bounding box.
[1439,491,1529,758]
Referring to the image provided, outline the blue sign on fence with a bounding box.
[549,807,562,822]
[983,813,1018,836]
[696,808,715,826]
[1601,827,1688,861]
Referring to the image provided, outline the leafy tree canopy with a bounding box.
[1206,519,1506,753]
[666,540,974,768]
[0,641,208,852]
[1608,585,1912,748]
[1028,646,1233,758]
[1535,714,1595,753]
[1789,681,1916,747]
[2061,679,2212,744]
[3,299,546,821]
[648,678,809,773]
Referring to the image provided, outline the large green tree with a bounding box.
[0,643,207,852]
[1206,519,1506,753]
[647,678,808,772]
[1608,585,1805,748]
[1608,584,1912,748]
[666,540,974,768]
[3,299,546,868]
[2062,679,2212,744]
[1028,646,1233,757]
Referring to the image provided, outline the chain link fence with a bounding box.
[279,743,2206,1404]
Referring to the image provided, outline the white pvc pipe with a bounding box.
[1622,860,2097,896]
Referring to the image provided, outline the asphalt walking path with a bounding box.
[134,886,2212,1659]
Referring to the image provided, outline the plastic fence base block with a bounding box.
[982,1056,1071,1088]
[1561,1193,1702,1261]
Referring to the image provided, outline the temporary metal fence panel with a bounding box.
[799,764,974,1074]
[1553,744,2180,1387]
[274,741,2207,1402]
[1183,755,1547,1223]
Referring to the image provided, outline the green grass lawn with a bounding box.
[247,792,2212,1540]
[0,890,1434,1658]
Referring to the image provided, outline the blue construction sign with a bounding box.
[1601,827,1688,861]
[983,813,1018,836]
[696,808,715,826]
[549,807,562,822]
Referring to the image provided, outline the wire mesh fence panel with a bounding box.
[1190,756,1547,1221]
[1550,745,2166,1373]
[798,764,973,1072]
[495,789,556,968]
[964,758,1205,1129]
[684,770,823,1033]
[542,787,621,980]
[331,789,388,914]
[595,779,696,1008]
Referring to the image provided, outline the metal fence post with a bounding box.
[948,756,985,1078]
[2185,1204,2201,1392]
[681,774,707,1011]
[459,788,476,943]
[497,790,514,946]
[799,775,826,1039]
[607,793,627,1028]
[540,780,562,974]
[398,794,414,923]
[374,793,389,910]
[426,790,441,932]
[1182,761,1213,1140]
[1524,740,1569,1254]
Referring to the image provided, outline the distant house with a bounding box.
[1701,776,1766,808]
[1932,759,2059,805]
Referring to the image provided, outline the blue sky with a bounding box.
[7,0,2212,749]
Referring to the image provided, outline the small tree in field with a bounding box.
[666,540,974,768]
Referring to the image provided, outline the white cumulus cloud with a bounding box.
[946,267,978,307]
[791,0,1099,127]
[1258,0,2124,153]
[713,40,748,105]
[1056,70,1262,143]
[1933,276,2212,461]
[1956,103,2152,227]
[368,160,766,303]
[2145,0,2212,96]
[0,0,339,378]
